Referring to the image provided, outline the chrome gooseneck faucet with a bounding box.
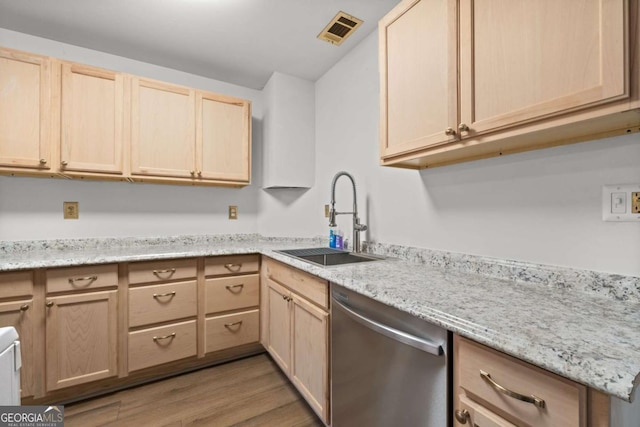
[329,171,367,253]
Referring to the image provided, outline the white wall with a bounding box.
[262,30,640,276]
[0,29,263,240]
[1,28,639,276]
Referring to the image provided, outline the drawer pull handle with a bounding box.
[153,268,176,277]
[153,291,176,299]
[480,370,546,408]
[68,275,98,285]
[224,263,242,272]
[20,304,30,311]
[454,409,470,424]
[224,321,243,328]
[225,284,244,293]
[153,333,176,342]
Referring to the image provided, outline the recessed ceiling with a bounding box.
[0,0,401,89]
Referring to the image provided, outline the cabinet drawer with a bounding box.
[129,281,197,327]
[265,258,328,310]
[205,309,259,354]
[128,320,196,372]
[205,274,259,314]
[128,258,196,284]
[46,264,117,293]
[457,336,586,427]
[204,255,259,277]
[0,271,34,299]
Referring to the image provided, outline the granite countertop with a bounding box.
[1,234,639,402]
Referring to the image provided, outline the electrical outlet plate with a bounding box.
[228,205,238,220]
[324,204,330,218]
[602,184,640,221]
[63,201,79,219]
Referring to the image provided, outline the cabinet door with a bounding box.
[459,0,628,135]
[60,63,124,174]
[291,294,329,423]
[265,278,291,373]
[0,48,51,169]
[131,78,195,178]
[45,290,117,391]
[0,300,34,398]
[196,92,251,182]
[379,0,458,159]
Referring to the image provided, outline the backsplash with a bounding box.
[363,241,640,303]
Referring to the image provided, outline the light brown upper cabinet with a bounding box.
[131,77,252,184]
[197,92,251,183]
[380,0,639,168]
[60,63,125,174]
[131,77,196,179]
[0,47,52,170]
[0,46,252,186]
[379,0,458,158]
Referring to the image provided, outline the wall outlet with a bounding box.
[602,185,640,221]
[324,204,330,218]
[63,201,79,219]
[228,205,238,220]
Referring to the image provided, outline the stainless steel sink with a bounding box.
[276,248,384,267]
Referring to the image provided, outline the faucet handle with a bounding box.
[354,223,367,231]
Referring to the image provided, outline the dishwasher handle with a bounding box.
[333,297,444,356]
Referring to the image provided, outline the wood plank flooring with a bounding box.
[63,354,324,427]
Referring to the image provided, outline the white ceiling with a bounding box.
[0,0,401,89]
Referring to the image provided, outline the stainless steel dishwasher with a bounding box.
[331,283,450,426]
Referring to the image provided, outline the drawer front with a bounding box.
[205,309,259,354]
[0,271,34,299]
[128,320,196,372]
[204,255,259,277]
[46,264,117,293]
[265,258,328,310]
[129,281,197,327]
[205,274,259,314]
[458,394,517,427]
[128,258,197,284]
[457,336,586,427]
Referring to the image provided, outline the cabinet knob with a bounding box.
[454,409,470,424]
[445,127,456,136]
[458,123,469,132]
[45,301,55,308]
[197,171,202,176]
[61,160,68,166]
[20,304,29,311]
[190,170,195,176]
[39,158,47,165]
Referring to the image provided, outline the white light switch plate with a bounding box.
[602,184,640,221]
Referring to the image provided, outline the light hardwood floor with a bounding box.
[63,353,324,427]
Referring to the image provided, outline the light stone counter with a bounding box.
[1,234,639,402]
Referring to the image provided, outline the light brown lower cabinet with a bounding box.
[128,320,197,372]
[205,309,259,354]
[203,256,261,356]
[453,334,611,427]
[262,259,330,424]
[0,299,34,398]
[45,290,118,391]
[0,271,35,398]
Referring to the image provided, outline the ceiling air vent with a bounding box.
[317,11,363,46]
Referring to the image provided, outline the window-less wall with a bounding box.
[0,28,263,240]
[258,30,640,277]
[1,27,638,276]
